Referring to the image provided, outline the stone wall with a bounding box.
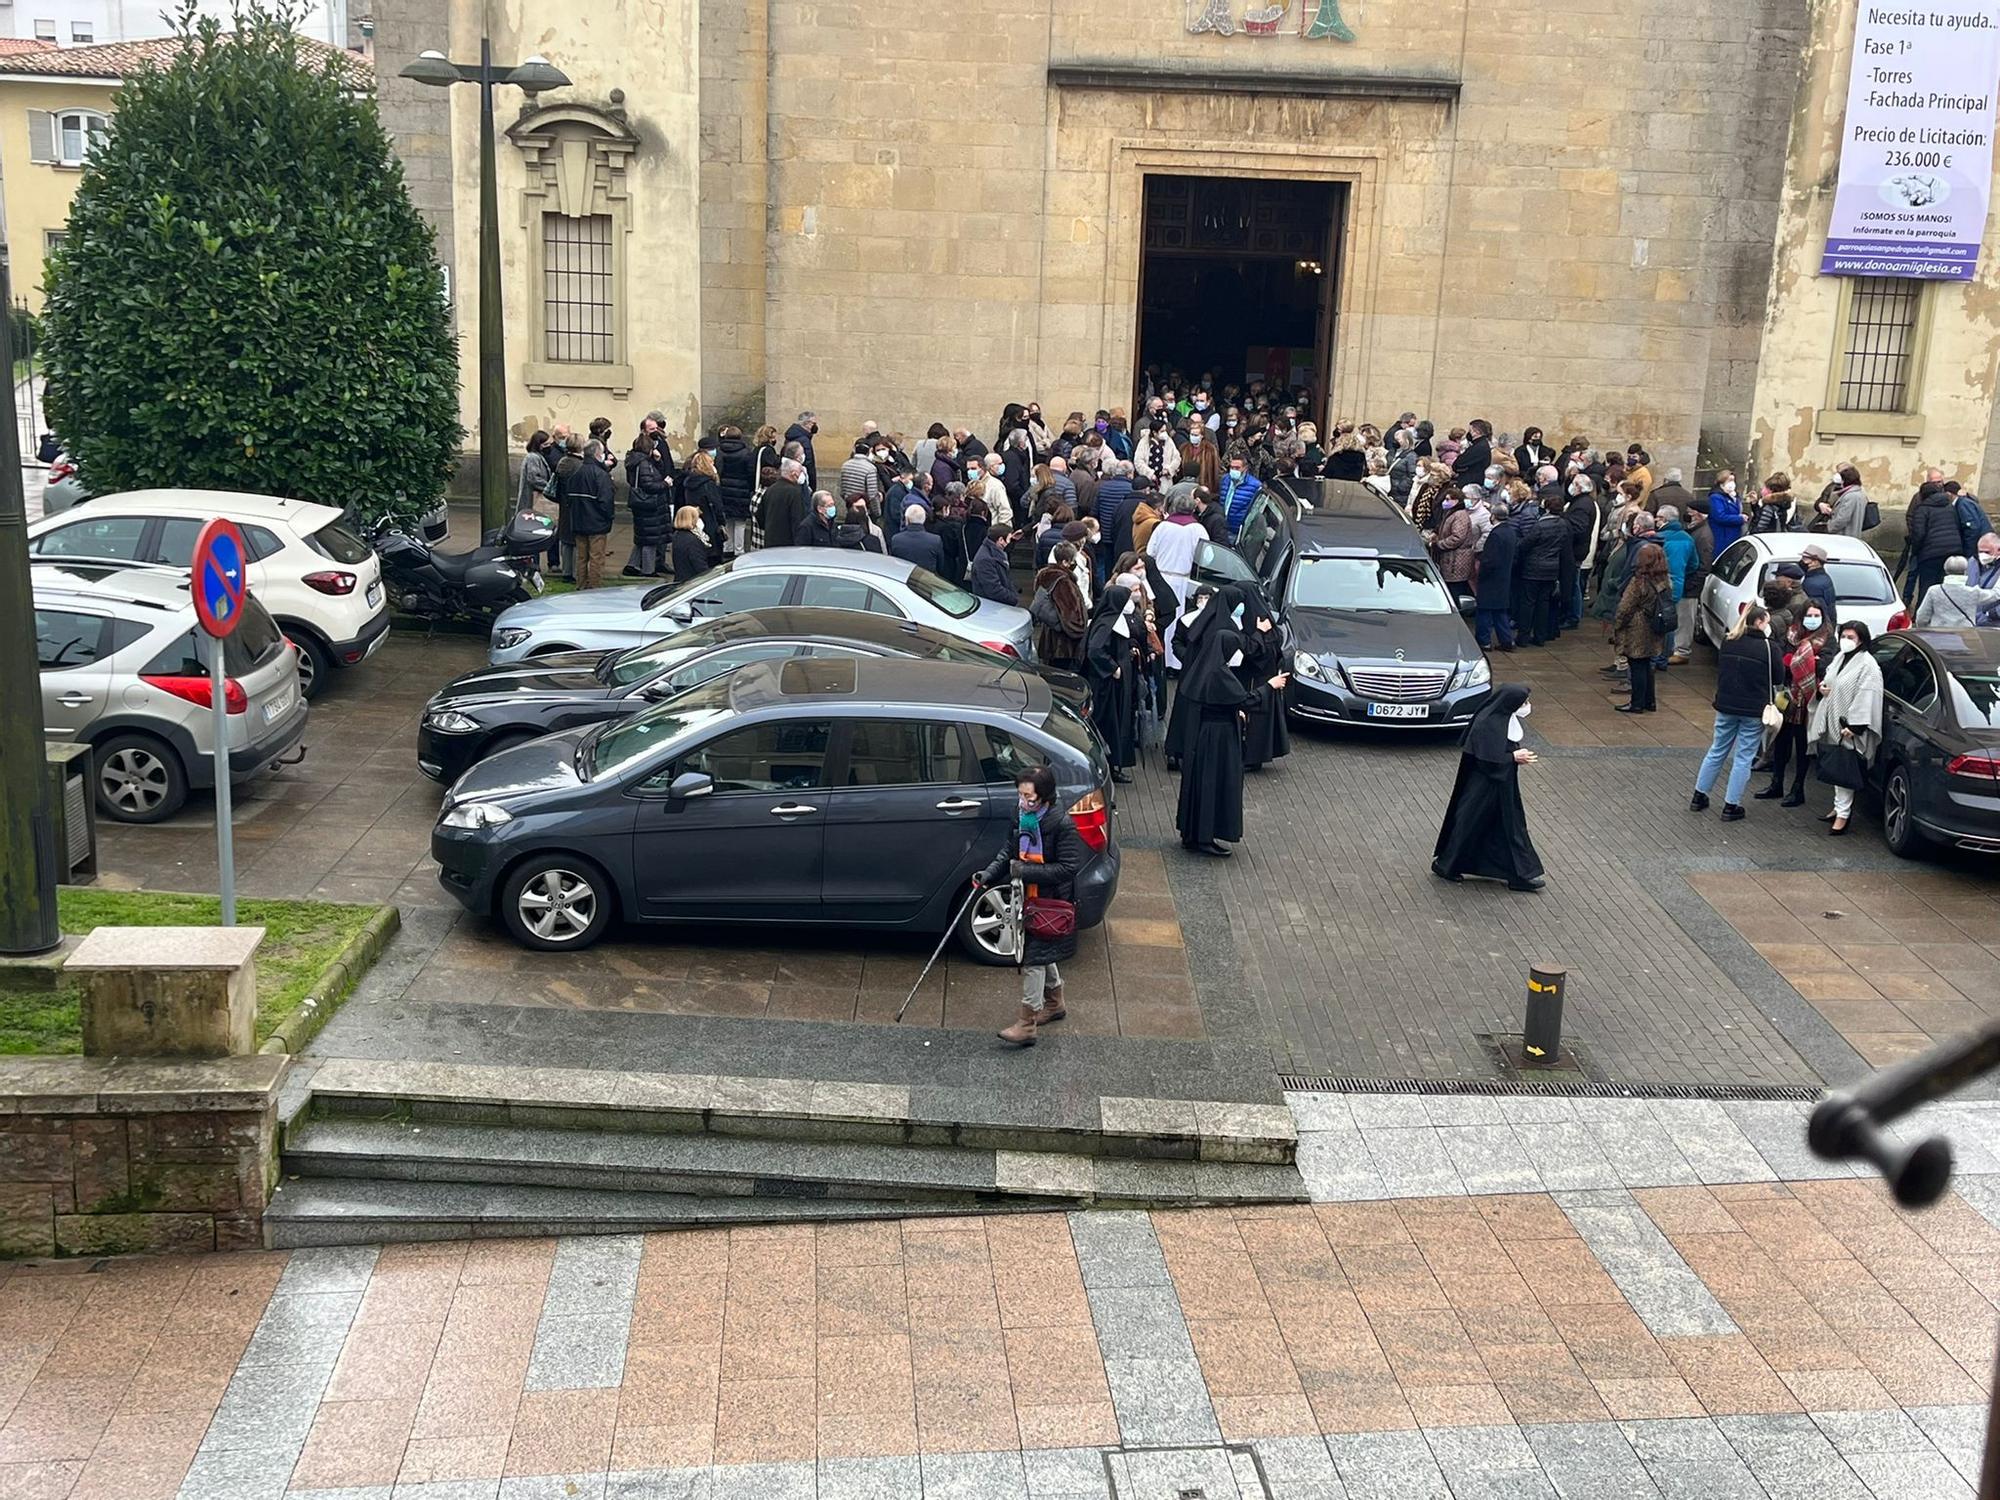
[0,1056,286,1258]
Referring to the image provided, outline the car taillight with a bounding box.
[1069,788,1109,852]
[1946,753,2000,780]
[141,674,247,713]
[981,639,1021,658]
[48,460,73,481]
[1887,609,1911,632]
[304,570,357,595]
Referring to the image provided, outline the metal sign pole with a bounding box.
[210,637,235,926]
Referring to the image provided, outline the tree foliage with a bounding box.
[42,0,461,521]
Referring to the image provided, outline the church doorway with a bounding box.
[1135,174,1345,418]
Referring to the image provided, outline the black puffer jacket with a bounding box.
[1907,491,1963,565]
[1519,512,1569,581]
[1712,630,1785,717]
[628,449,671,547]
[715,435,757,520]
[978,807,1086,965]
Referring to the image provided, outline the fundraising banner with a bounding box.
[1822,1,2000,280]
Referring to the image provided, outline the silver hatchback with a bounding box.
[33,563,308,822]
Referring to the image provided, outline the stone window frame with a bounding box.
[1097,135,1390,431]
[507,100,640,397]
[1817,274,1937,443]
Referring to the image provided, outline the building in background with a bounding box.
[0,35,370,309]
[370,0,2000,502]
[3,0,347,47]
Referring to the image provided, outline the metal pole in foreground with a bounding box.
[210,640,235,926]
[476,34,507,538]
[0,260,60,955]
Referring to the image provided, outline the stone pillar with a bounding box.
[67,926,265,1059]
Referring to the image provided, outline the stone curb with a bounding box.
[258,905,401,1058]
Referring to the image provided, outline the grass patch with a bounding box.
[0,889,388,1056]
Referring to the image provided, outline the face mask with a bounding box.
[1017,793,1038,813]
[1231,604,1245,627]
[1802,613,1823,632]
[1229,467,1244,480]
[1196,401,1209,411]
[1722,481,1736,495]
[1757,623,1771,637]
[873,450,888,463]
[821,505,837,520]
[1485,471,1502,487]
[990,464,1005,479]
[1839,638,1858,655]
[1226,650,1244,667]
[1983,553,2000,568]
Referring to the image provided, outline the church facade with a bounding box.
[369,0,2000,498]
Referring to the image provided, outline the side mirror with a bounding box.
[1458,594,1477,617]
[665,603,695,625]
[668,771,713,801]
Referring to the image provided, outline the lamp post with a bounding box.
[401,44,569,535]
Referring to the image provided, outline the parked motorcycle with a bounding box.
[373,512,555,624]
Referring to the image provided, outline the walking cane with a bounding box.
[895,881,990,1024]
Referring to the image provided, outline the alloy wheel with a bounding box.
[290,638,317,698]
[1885,771,1909,846]
[964,884,1019,961]
[515,867,599,944]
[101,747,169,815]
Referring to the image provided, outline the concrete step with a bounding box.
[301,1056,1297,1165]
[263,1175,975,1247]
[281,1117,1309,1211]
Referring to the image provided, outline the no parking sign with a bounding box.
[190,518,248,922]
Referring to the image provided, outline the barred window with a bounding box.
[1835,277,1923,413]
[542,212,614,364]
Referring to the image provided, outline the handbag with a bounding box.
[1024,896,1076,941]
[1816,740,1867,789]
[1760,642,1784,730]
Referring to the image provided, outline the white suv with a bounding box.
[34,565,308,823]
[27,489,390,698]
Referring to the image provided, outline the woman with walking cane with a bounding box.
[976,765,1086,1049]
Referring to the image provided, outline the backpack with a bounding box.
[1029,585,1062,630]
[1648,586,1675,638]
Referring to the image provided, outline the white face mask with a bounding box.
[1226,650,1244,668]
[1982,553,2000,568]
[1839,638,1858,655]
[1722,480,1736,495]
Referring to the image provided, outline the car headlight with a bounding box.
[1453,657,1493,690]
[425,709,481,734]
[1291,651,1325,681]
[439,801,514,830]
[493,626,532,650]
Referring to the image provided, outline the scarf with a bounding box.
[1017,802,1045,900]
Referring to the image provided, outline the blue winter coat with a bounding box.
[1221,471,1264,536]
[1707,488,1745,551]
[1657,520,1697,599]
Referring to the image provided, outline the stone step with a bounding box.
[282,1117,1309,1211]
[301,1056,1297,1165]
[263,1175,979,1248]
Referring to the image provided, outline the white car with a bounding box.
[27,489,390,698]
[1696,532,1909,645]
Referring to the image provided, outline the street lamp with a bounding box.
[401,43,569,534]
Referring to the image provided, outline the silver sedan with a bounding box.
[487,547,1036,664]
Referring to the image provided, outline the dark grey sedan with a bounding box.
[432,657,1120,960]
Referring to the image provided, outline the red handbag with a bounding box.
[1024,896,1076,941]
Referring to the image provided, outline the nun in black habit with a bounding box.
[1229,585,1291,771]
[1431,683,1547,891]
[1084,584,1140,782]
[1163,585,1222,770]
[1175,625,1287,856]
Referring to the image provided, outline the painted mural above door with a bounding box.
[1185,0,1355,41]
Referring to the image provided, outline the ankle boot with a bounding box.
[998,1004,1038,1047]
[1753,780,1785,800]
[1037,984,1066,1025]
[1781,783,1805,807]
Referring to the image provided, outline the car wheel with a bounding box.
[94,733,187,824]
[1881,764,1929,859]
[474,730,538,767]
[527,644,574,659]
[500,855,613,951]
[287,631,331,700]
[954,880,1019,967]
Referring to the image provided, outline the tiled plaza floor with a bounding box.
[0,1095,1995,1499]
[1692,869,2000,1067]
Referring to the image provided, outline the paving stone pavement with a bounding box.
[1,1095,1995,1499]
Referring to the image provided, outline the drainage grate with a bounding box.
[1106,1443,1272,1499]
[1278,1074,1825,1103]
